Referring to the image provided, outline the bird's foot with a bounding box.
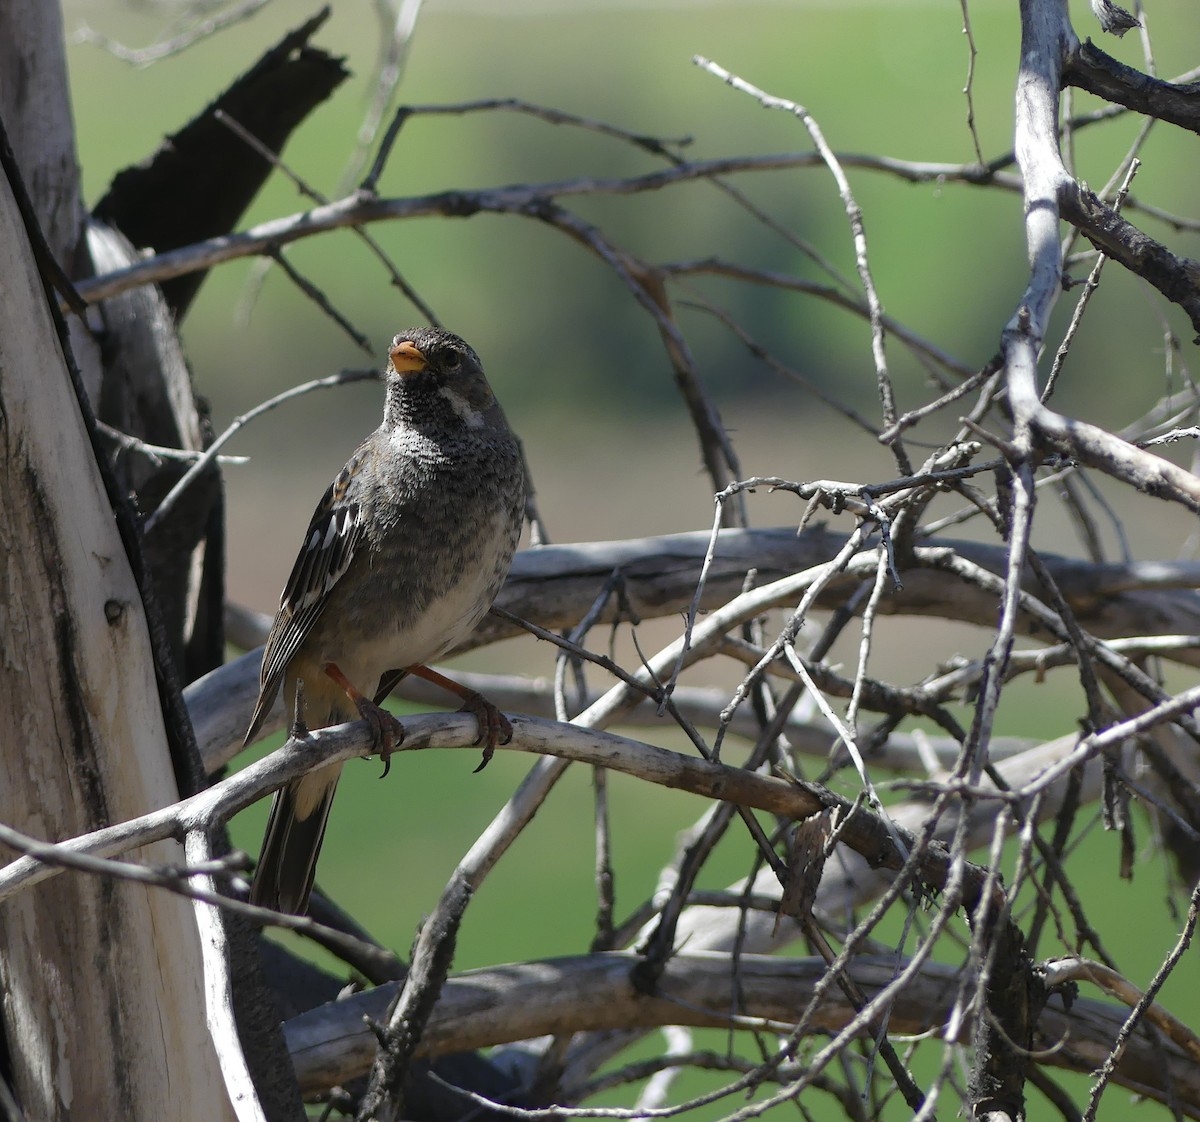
[459,690,513,773]
[357,695,405,778]
[323,662,405,777]
[404,664,512,772]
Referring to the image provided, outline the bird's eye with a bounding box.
[442,352,463,374]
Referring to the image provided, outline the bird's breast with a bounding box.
[312,501,519,686]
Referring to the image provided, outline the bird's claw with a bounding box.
[459,692,512,773]
[354,696,405,778]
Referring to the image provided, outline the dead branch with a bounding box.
[285,952,1200,1115]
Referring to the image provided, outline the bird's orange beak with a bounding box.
[390,339,427,374]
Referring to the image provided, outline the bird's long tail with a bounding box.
[249,762,343,915]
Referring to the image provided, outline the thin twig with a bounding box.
[694,56,910,476]
[958,0,987,165]
[143,368,378,535]
[266,246,373,354]
[214,108,440,326]
[1043,158,1141,401]
[1082,880,1200,1120]
[72,0,275,66]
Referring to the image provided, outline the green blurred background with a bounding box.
[61,1,1200,1115]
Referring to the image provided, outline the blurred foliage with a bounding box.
[65,1,1199,428]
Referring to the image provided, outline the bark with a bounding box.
[0,141,236,1122]
[969,921,1044,1121]
[90,220,227,682]
[284,952,1200,1113]
[1065,38,1200,136]
[0,0,83,268]
[0,7,255,1119]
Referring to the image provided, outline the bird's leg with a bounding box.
[323,662,405,776]
[290,678,310,739]
[406,664,512,772]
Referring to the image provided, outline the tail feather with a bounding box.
[249,764,342,915]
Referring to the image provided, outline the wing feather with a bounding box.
[244,448,369,742]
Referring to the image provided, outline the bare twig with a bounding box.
[694,56,910,475]
[958,0,987,165]
[143,367,378,535]
[72,0,275,66]
[213,107,440,326]
[265,246,373,353]
[346,0,424,192]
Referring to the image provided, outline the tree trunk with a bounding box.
[0,5,236,1119]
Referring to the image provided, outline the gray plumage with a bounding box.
[246,328,525,914]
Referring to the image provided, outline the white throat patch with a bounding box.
[438,385,485,428]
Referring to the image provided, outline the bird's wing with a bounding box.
[246,447,369,740]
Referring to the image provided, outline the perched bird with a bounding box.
[244,327,526,915]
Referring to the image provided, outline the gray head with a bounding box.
[382,327,503,431]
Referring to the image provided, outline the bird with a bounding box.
[243,327,526,915]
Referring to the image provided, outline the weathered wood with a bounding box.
[0,57,239,1122]
[186,527,1200,765]
[284,951,1199,1112]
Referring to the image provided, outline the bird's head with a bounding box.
[383,327,499,431]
